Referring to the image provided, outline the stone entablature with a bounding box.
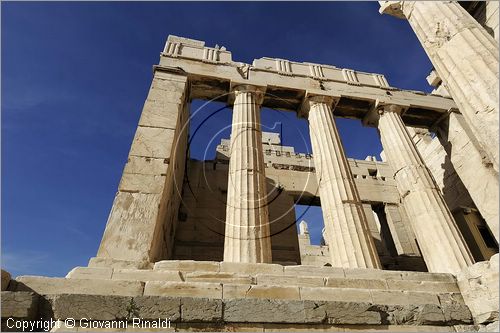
[158,36,457,129]
[163,35,394,90]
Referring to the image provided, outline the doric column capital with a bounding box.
[229,83,266,106]
[300,92,340,118]
[363,101,408,127]
[376,103,407,116]
[378,1,414,19]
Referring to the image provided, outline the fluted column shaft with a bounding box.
[307,96,381,269]
[224,85,272,263]
[377,105,474,274]
[380,1,499,172]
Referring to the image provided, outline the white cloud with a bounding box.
[1,250,50,278]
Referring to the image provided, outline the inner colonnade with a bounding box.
[219,83,472,274]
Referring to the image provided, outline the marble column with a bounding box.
[377,104,474,274]
[306,95,381,269]
[224,85,272,263]
[380,1,499,173]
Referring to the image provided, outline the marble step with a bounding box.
[66,265,460,294]
[88,258,458,283]
[150,260,457,283]
[10,275,464,308]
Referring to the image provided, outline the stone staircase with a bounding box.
[3,260,483,331]
[11,260,462,304]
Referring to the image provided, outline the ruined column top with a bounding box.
[158,35,457,128]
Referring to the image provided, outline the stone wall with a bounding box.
[457,254,499,325]
[95,70,190,266]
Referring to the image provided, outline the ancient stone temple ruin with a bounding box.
[2,2,499,332]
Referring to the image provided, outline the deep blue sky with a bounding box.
[2,1,433,277]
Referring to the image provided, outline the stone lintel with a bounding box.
[152,64,188,79]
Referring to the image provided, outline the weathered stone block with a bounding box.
[119,173,166,194]
[301,300,328,324]
[95,191,163,263]
[223,284,300,300]
[134,296,181,321]
[154,260,220,273]
[401,271,456,283]
[457,254,499,324]
[144,282,222,299]
[146,89,184,104]
[1,270,11,291]
[49,294,129,320]
[303,300,382,325]
[180,298,222,322]
[139,102,183,130]
[88,257,152,270]
[112,269,182,282]
[151,78,186,93]
[386,279,459,293]
[343,267,403,280]
[325,277,387,290]
[219,262,283,275]
[370,290,440,305]
[46,295,180,325]
[256,274,325,287]
[183,272,253,284]
[129,126,176,159]
[300,287,373,303]
[438,293,465,305]
[66,267,113,280]
[441,304,474,324]
[284,266,344,278]
[1,291,38,319]
[14,276,143,297]
[223,298,306,323]
[383,304,446,325]
[123,156,169,176]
